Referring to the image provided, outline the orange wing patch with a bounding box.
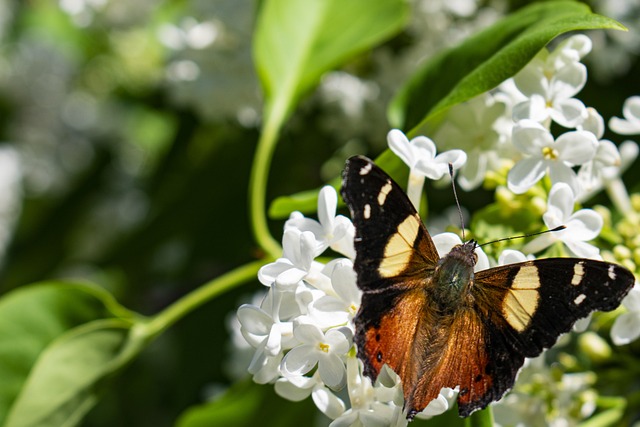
[356,288,429,388]
[406,308,493,417]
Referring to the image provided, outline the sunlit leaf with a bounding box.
[389,1,625,133]
[254,0,409,125]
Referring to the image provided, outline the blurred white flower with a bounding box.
[434,94,510,190]
[507,120,597,194]
[512,35,591,128]
[522,183,603,258]
[157,17,219,51]
[611,282,640,345]
[609,96,640,135]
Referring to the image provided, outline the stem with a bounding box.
[407,171,425,212]
[143,259,267,340]
[248,99,288,260]
[465,406,494,427]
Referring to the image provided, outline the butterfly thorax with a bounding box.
[431,241,478,311]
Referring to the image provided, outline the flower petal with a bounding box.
[513,95,548,123]
[507,157,547,194]
[512,119,551,154]
[318,186,337,230]
[611,312,640,345]
[318,354,347,388]
[547,162,580,197]
[551,62,586,100]
[566,209,603,241]
[545,182,574,222]
[388,129,415,167]
[550,97,586,128]
[294,323,324,344]
[622,96,640,122]
[312,385,346,419]
[432,232,462,257]
[237,304,272,336]
[563,239,601,259]
[556,131,597,165]
[274,376,315,401]
[282,345,318,376]
[622,284,640,311]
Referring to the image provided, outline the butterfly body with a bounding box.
[341,155,635,418]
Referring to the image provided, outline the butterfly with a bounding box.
[340,155,635,419]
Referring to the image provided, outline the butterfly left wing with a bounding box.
[340,156,441,397]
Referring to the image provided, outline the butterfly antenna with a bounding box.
[448,163,465,241]
[478,225,566,247]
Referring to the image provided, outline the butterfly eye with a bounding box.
[473,252,478,264]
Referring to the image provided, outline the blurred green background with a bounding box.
[0,0,638,426]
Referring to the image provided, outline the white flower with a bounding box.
[388,129,466,208]
[609,96,640,135]
[434,94,510,190]
[281,324,351,389]
[330,356,403,427]
[236,302,295,384]
[258,230,325,290]
[575,108,623,198]
[507,120,597,194]
[611,282,640,345]
[512,35,591,128]
[388,129,467,180]
[497,249,533,266]
[305,259,361,329]
[285,186,355,259]
[432,232,491,271]
[275,372,346,419]
[522,183,602,258]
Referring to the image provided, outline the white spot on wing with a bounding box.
[608,264,616,281]
[571,262,585,286]
[364,204,371,219]
[377,180,393,206]
[359,163,372,175]
[574,294,586,305]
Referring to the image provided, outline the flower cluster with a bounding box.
[233,33,640,425]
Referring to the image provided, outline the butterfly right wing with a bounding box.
[341,156,440,391]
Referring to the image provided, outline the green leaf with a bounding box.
[254,0,409,125]
[0,282,133,425]
[4,319,143,427]
[388,0,625,133]
[176,379,317,427]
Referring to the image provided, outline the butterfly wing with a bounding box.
[341,156,439,291]
[438,258,637,416]
[341,156,440,393]
[473,258,635,356]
